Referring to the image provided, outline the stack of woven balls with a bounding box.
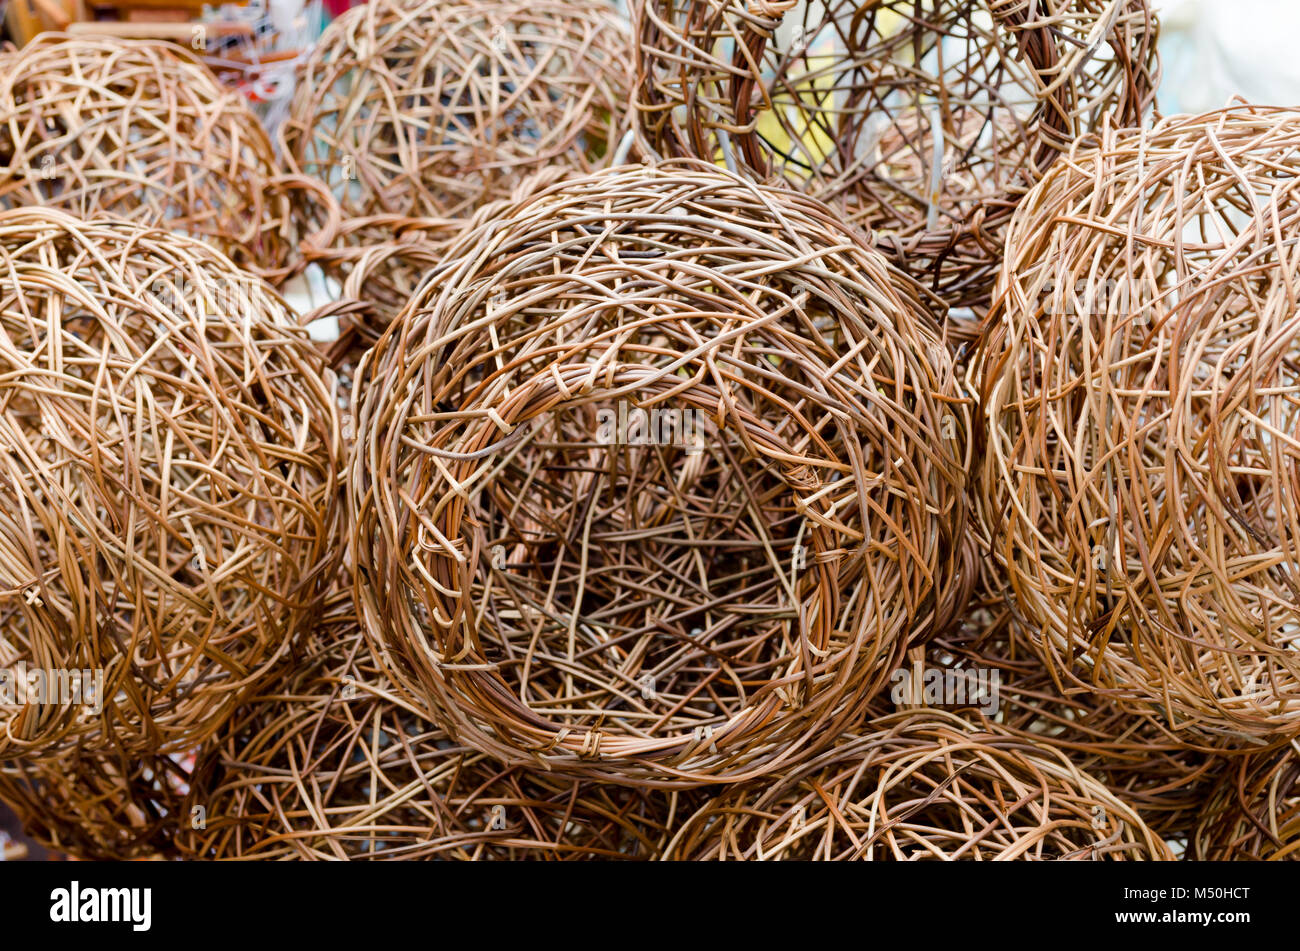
[0,0,1295,861]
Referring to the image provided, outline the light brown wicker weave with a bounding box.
[0,34,319,283]
[978,104,1300,747]
[1193,747,1300,861]
[634,0,1159,305]
[663,708,1174,859]
[349,159,971,786]
[179,586,692,860]
[0,749,192,861]
[0,208,340,761]
[281,0,635,264]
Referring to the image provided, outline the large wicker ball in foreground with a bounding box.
[181,588,688,860]
[0,209,339,761]
[350,160,970,786]
[0,749,192,861]
[0,35,308,282]
[281,0,633,257]
[635,0,1159,305]
[979,105,1300,746]
[1193,749,1300,860]
[663,709,1173,859]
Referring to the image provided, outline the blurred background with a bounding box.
[1156,0,1300,113]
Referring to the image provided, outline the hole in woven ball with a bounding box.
[471,399,819,731]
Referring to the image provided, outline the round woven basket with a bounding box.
[0,34,315,283]
[0,748,192,861]
[350,160,971,785]
[0,208,340,761]
[978,104,1300,746]
[281,0,634,266]
[663,708,1173,859]
[1193,749,1300,860]
[635,0,1159,305]
[180,587,689,860]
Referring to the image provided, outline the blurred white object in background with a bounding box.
[1157,0,1300,114]
[201,0,324,140]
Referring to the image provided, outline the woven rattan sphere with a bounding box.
[180,588,687,860]
[0,208,339,760]
[1193,749,1300,860]
[0,749,192,860]
[0,34,307,282]
[350,160,970,786]
[979,105,1300,746]
[663,709,1173,859]
[281,0,633,257]
[634,0,1159,305]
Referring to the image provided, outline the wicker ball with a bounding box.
[634,0,1159,305]
[0,749,192,860]
[978,105,1300,746]
[1193,749,1300,860]
[0,209,340,760]
[0,34,309,282]
[180,588,687,860]
[664,709,1173,859]
[350,160,970,785]
[281,0,634,260]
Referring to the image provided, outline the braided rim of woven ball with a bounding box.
[634,0,1160,305]
[0,34,324,284]
[180,585,691,860]
[977,104,1300,746]
[350,159,970,786]
[280,0,635,255]
[662,708,1174,859]
[0,207,340,760]
[1193,745,1300,860]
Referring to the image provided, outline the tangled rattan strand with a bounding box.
[350,159,970,786]
[179,587,691,860]
[281,0,635,263]
[634,0,1159,306]
[978,104,1300,747]
[0,35,316,283]
[0,208,340,761]
[301,168,574,383]
[1193,744,1300,860]
[663,708,1173,859]
[920,557,1221,838]
[0,749,192,860]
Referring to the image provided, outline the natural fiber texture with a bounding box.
[0,208,340,760]
[634,0,1160,305]
[978,105,1300,746]
[663,709,1173,859]
[0,749,192,861]
[350,160,970,786]
[0,34,313,283]
[300,169,573,376]
[1193,745,1300,860]
[925,559,1220,837]
[181,587,690,860]
[281,0,635,258]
